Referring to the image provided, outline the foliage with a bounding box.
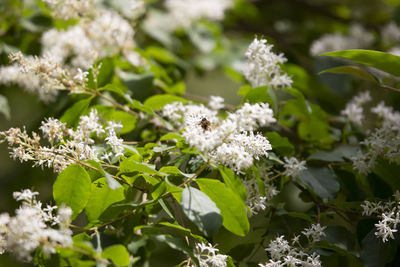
[0,0,400,266]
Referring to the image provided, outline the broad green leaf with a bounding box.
[101,244,130,267]
[373,159,400,191]
[143,94,187,110]
[153,235,192,255]
[322,49,400,77]
[146,46,179,64]
[319,66,377,83]
[164,81,185,95]
[298,117,333,143]
[60,98,92,127]
[120,157,159,175]
[159,166,193,178]
[0,94,10,120]
[298,167,340,199]
[196,179,249,236]
[87,58,114,88]
[308,145,358,162]
[160,132,184,142]
[181,186,222,237]
[361,229,396,267]
[85,178,125,222]
[218,166,247,203]
[119,71,155,101]
[53,165,91,219]
[265,132,294,156]
[98,84,133,104]
[241,86,274,105]
[84,160,121,189]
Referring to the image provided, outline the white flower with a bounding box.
[301,223,326,242]
[381,22,400,45]
[165,0,233,29]
[12,189,39,202]
[283,157,307,178]
[242,38,292,88]
[310,24,374,56]
[164,101,275,172]
[194,242,227,267]
[73,68,89,82]
[40,118,66,144]
[0,190,72,260]
[208,96,225,110]
[341,91,371,126]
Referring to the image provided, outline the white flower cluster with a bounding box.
[242,38,292,89]
[162,100,275,172]
[381,22,400,46]
[0,189,72,261]
[165,0,233,29]
[0,110,125,172]
[361,192,400,242]
[208,95,225,111]
[41,9,140,69]
[42,0,95,20]
[341,91,371,126]
[193,242,227,267]
[351,101,400,175]
[301,223,327,243]
[310,24,374,56]
[0,52,89,102]
[283,157,307,178]
[259,228,324,267]
[244,176,279,215]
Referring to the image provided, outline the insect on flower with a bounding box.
[199,118,211,131]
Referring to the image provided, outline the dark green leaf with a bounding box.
[298,167,340,199]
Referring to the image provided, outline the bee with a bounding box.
[199,118,211,131]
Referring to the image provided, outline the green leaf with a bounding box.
[143,94,187,111]
[98,84,133,104]
[119,71,155,101]
[241,86,273,105]
[298,116,332,143]
[308,145,358,162]
[322,49,400,77]
[87,58,114,88]
[164,81,186,95]
[120,157,160,175]
[319,66,377,83]
[298,167,340,199]
[85,178,125,222]
[196,179,249,236]
[101,244,130,267]
[373,159,400,191]
[0,94,10,120]
[53,165,92,219]
[265,132,294,156]
[361,229,396,267]
[60,98,92,127]
[218,166,247,203]
[146,46,179,64]
[159,166,193,178]
[180,186,222,237]
[153,235,192,255]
